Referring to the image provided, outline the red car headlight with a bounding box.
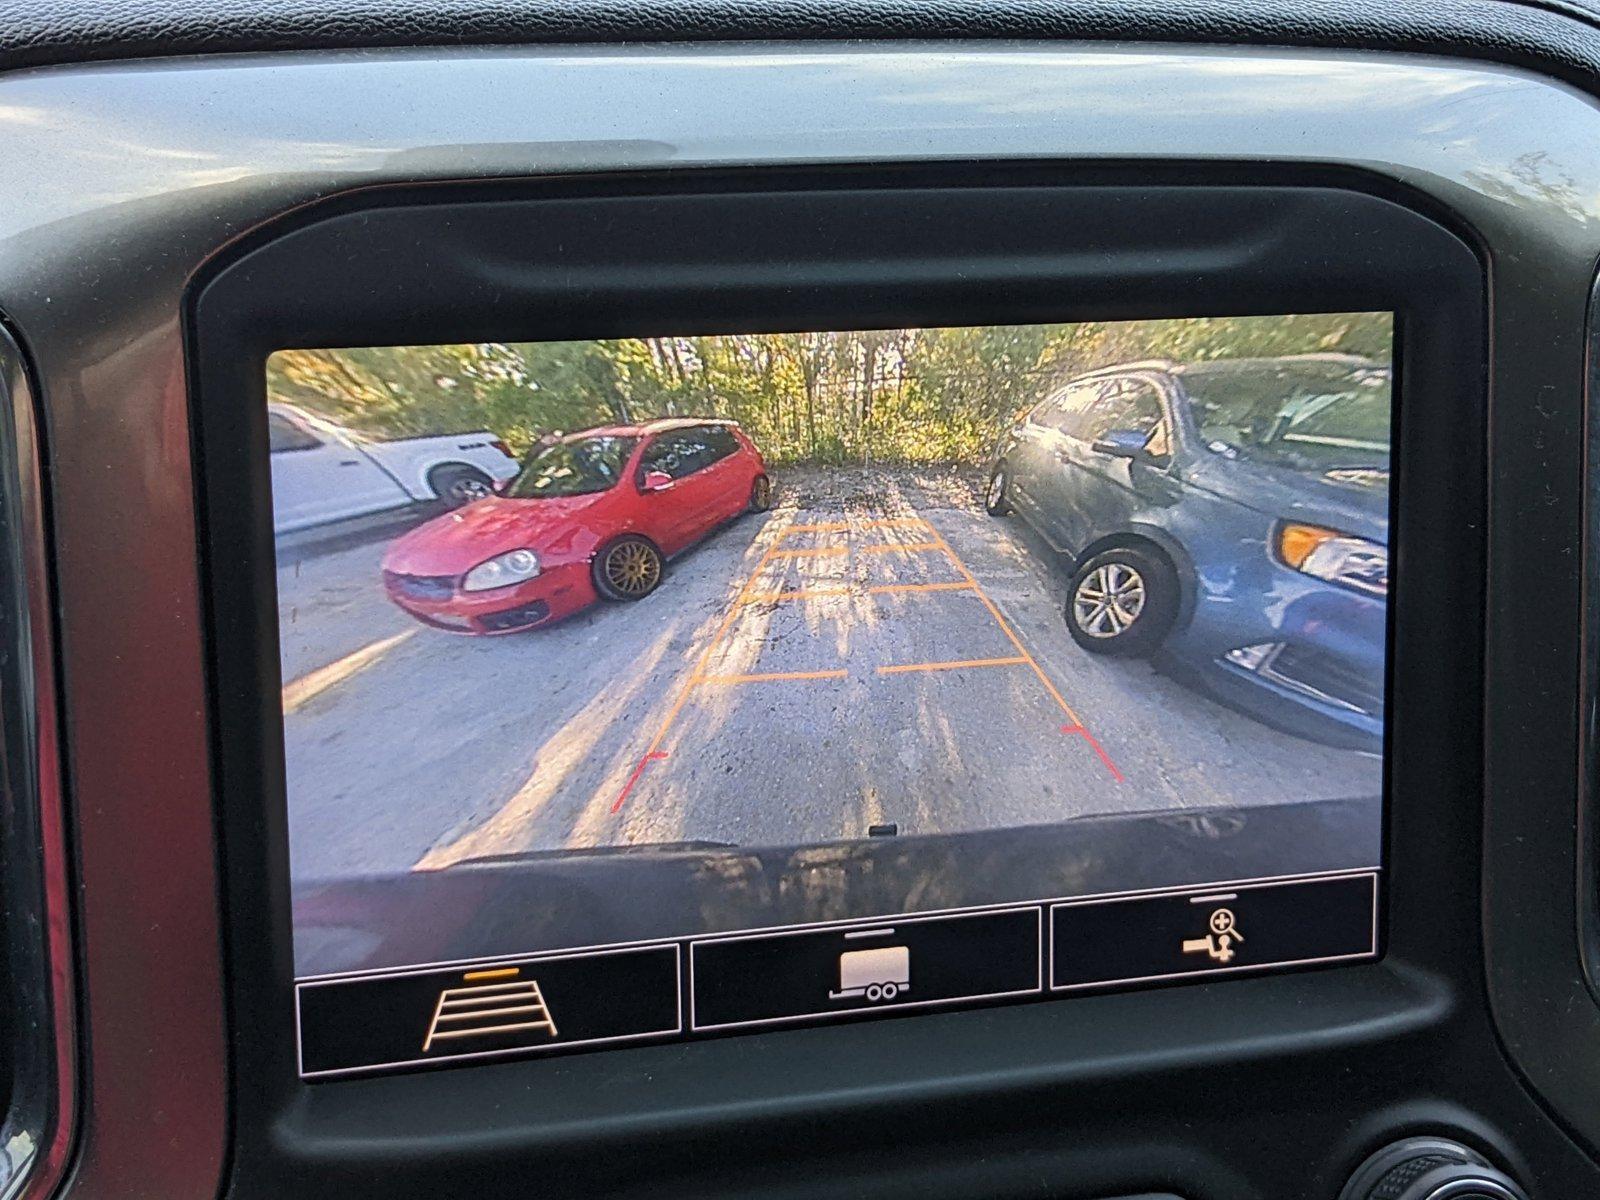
[461,549,542,592]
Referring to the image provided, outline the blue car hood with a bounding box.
[1183,453,1390,544]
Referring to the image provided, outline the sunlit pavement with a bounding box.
[277,467,1380,885]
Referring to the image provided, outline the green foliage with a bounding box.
[267,312,1392,464]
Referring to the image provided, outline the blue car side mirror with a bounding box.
[1090,428,1150,459]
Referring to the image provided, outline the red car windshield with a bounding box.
[506,435,639,499]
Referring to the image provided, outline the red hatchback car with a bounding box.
[380,419,771,633]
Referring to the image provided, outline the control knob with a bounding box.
[1340,1137,1528,1200]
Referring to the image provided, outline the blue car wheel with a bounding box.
[1066,546,1178,657]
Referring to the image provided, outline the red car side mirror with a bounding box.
[642,470,673,492]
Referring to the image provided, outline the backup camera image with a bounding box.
[273,314,1390,988]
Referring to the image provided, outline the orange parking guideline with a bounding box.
[771,545,851,558]
[612,510,1123,814]
[876,656,1028,675]
[694,669,848,685]
[856,540,943,554]
[739,585,854,605]
[741,581,973,605]
[1060,723,1124,780]
[868,581,973,596]
[779,518,930,536]
[612,750,670,813]
[923,523,1124,783]
[611,523,790,812]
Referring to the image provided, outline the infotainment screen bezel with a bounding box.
[188,165,1480,1194]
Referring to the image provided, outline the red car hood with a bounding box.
[381,495,602,576]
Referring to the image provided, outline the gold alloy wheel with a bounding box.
[604,541,662,596]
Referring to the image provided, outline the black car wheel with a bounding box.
[593,535,665,601]
[749,474,774,513]
[430,464,494,508]
[1065,546,1177,656]
[985,464,1013,516]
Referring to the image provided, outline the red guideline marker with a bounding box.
[1060,725,1124,783]
[612,751,670,813]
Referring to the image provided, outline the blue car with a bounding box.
[987,355,1389,750]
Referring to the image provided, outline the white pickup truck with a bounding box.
[268,403,521,534]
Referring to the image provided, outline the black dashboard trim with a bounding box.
[0,320,77,1200]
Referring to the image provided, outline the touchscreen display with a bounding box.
[273,314,1390,1077]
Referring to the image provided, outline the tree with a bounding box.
[265,313,1392,466]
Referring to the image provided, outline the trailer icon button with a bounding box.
[829,942,911,1003]
[689,907,1041,1031]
